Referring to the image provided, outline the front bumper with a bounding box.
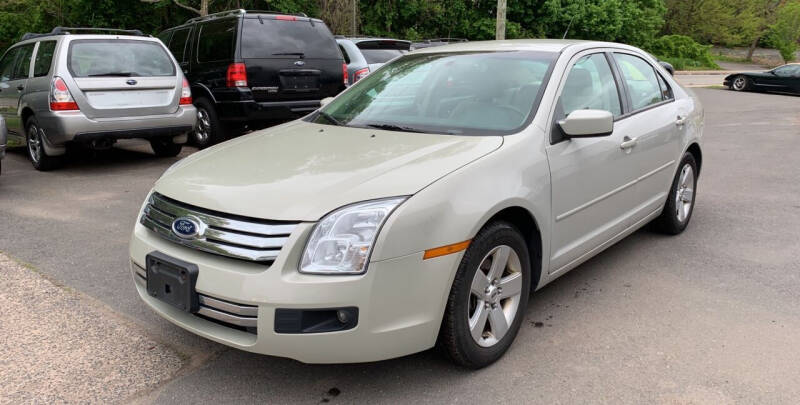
[129,221,460,364]
[38,105,197,146]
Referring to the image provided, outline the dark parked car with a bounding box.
[158,9,346,147]
[0,115,6,175]
[336,37,411,85]
[725,63,800,93]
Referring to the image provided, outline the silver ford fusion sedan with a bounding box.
[130,40,703,368]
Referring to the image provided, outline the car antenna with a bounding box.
[562,16,574,39]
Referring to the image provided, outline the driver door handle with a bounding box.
[676,115,687,126]
[16,84,24,91]
[620,136,638,150]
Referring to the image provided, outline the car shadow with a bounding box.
[154,226,671,402]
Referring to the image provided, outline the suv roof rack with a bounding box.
[186,9,308,24]
[21,26,146,41]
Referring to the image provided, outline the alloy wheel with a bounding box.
[194,108,211,145]
[733,76,746,91]
[27,124,42,164]
[468,245,523,347]
[675,164,695,223]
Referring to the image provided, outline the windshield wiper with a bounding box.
[87,72,135,77]
[365,123,425,133]
[317,111,342,126]
[273,52,305,57]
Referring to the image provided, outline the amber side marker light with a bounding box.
[423,240,471,260]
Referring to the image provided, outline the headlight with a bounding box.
[300,197,406,275]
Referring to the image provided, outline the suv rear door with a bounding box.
[239,16,344,102]
[0,43,34,135]
[66,38,181,119]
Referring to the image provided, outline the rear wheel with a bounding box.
[26,116,62,171]
[192,98,224,148]
[653,152,698,234]
[150,137,182,157]
[731,75,750,91]
[439,221,531,368]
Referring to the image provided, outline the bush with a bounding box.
[647,35,719,70]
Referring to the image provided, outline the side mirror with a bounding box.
[558,109,614,138]
[320,97,334,107]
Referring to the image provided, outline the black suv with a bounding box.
[158,10,346,147]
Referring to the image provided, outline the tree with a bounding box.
[142,0,211,16]
[764,0,800,62]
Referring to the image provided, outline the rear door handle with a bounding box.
[676,115,687,126]
[620,136,638,150]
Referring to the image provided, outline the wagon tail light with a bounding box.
[354,67,370,83]
[342,63,348,86]
[49,77,79,111]
[179,78,192,105]
[226,62,248,87]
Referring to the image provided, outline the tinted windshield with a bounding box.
[310,51,556,135]
[360,49,406,64]
[241,18,339,59]
[69,40,175,77]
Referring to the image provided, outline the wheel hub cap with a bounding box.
[675,164,695,222]
[468,245,523,347]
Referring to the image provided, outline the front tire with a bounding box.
[653,152,698,234]
[731,75,750,91]
[26,116,62,171]
[150,137,182,157]
[439,221,531,368]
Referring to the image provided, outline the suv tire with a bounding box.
[439,221,531,368]
[193,98,224,149]
[26,116,62,171]
[150,137,183,157]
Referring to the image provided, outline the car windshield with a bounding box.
[310,51,557,135]
[69,40,175,77]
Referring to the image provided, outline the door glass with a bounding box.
[656,73,673,101]
[773,65,793,77]
[33,41,57,77]
[197,19,236,63]
[168,28,191,63]
[559,53,622,117]
[614,53,663,110]
[12,44,34,80]
[0,47,20,82]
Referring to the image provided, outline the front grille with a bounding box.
[133,262,258,334]
[140,192,298,263]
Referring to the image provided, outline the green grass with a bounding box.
[658,56,720,71]
[711,53,752,63]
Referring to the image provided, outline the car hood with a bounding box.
[154,121,503,221]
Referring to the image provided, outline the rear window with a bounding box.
[240,18,339,59]
[68,40,175,77]
[360,49,406,64]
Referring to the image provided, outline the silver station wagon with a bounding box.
[130,39,703,368]
[0,27,196,170]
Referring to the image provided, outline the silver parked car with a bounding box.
[336,37,411,85]
[0,115,6,175]
[130,39,703,368]
[0,27,196,170]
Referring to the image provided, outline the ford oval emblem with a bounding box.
[172,217,201,239]
[294,60,305,66]
[126,79,138,86]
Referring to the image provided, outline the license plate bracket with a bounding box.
[146,251,199,313]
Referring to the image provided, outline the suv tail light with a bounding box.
[50,77,79,111]
[179,78,192,105]
[343,63,349,86]
[354,67,370,83]
[227,63,248,87]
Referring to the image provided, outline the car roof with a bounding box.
[410,39,629,54]
[12,34,159,47]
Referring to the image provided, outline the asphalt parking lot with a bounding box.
[1,88,799,403]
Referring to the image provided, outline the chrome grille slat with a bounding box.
[140,193,298,262]
[198,295,258,317]
[196,307,258,328]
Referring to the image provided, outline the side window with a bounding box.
[614,53,662,110]
[656,73,673,101]
[168,28,191,63]
[0,47,20,82]
[12,44,35,80]
[197,19,236,63]
[559,53,622,118]
[772,65,793,77]
[33,41,57,77]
